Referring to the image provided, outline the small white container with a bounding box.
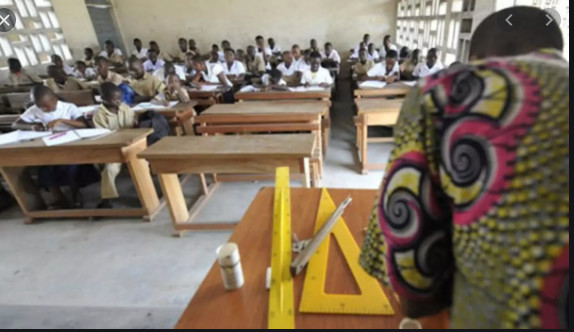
[399,318,422,329]
[216,243,244,291]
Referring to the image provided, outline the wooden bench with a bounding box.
[2,92,31,114]
[235,90,331,103]
[0,115,19,133]
[132,101,198,136]
[56,90,96,106]
[354,82,413,99]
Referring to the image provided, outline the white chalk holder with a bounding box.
[216,243,244,291]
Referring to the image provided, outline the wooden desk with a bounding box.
[175,187,449,329]
[0,129,161,222]
[138,134,316,235]
[133,101,198,135]
[354,82,413,99]
[235,90,331,102]
[187,88,225,106]
[0,85,35,94]
[354,98,403,174]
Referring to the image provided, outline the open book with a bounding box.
[358,81,387,89]
[41,129,112,146]
[131,101,179,111]
[0,130,53,146]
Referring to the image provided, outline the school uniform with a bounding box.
[73,67,97,80]
[217,51,225,63]
[277,61,297,85]
[45,77,90,92]
[256,46,272,57]
[162,87,191,103]
[321,50,341,64]
[400,59,418,80]
[159,51,173,62]
[412,61,445,78]
[143,58,165,73]
[152,65,187,82]
[129,72,166,98]
[366,50,380,62]
[353,60,375,76]
[62,63,75,76]
[173,50,188,62]
[93,103,135,199]
[8,69,42,86]
[378,44,398,58]
[97,71,125,86]
[246,54,269,73]
[132,47,148,60]
[84,58,95,67]
[99,48,125,64]
[223,61,246,76]
[261,75,287,86]
[367,61,400,78]
[301,67,333,86]
[202,62,232,87]
[270,45,281,54]
[296,61,311,73]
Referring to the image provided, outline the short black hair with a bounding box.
[309,51,322,60]
[255,35,264,41]
[134,38,141,43]
[224,48,235,54]
[51,54,62,61]
[84,47,93,53]
[292,44,300,50]
[364,33,370,38]
[95,56,108,65]
[105,40,114,46]
[427,48,438,56]
[129,57,143,66]
[212,44,219,49]
[191,54,204,62]
[469,6,563,59]
[148,48,158,55]
[269,68,282,80]
[325,42,332,48]
[100,82,121,101]
[222,40,229,44]
[7,58,20,67]
[179,37,186,42]
[149,40,158,46]
[399,46,410,58]
[268,37,274,42]
[386,49,398,59]
[32,85,56,101]
[75,60,86,67]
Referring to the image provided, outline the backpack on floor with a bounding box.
[137,110,170,146]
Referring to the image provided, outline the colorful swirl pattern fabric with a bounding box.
[359,49,569,329]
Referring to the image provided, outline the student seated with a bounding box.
[222,48,246,83]
[350,42,367,59]
[221,40,231,53]
[261,68,289,91]
[190,54,232,88]
[51,54,74,76]
[321,42,341,70]
[268,38,281,56]
[7,58,42,86]
[13,86,98,208]
[277,51,298,86]
[297,49,312,73]
[128,58,166,103]
[236,49,247,69]
[131,38,148,60]
[366,49,400,83]
[398,46,410,64]
[73,61,96,80]
[99,40,125,65]
[184,52,197,82]
[188,39,200,56]
[153,61,186,83]
[255,35,272,57]
[400,48,420,81]
[93,82,136,209]
[212,44,225,62]
[163,73,192,103]
[367,43,380,62]
[209,47,221,64]
[149,41,172,62]
[143,49,166,73]
[45,65,90,92]
[96,56,126,86]
[308,39,319,53]
[245,45,267,75]
[379,34,398,58]
[354,34,370,54]
[172,37,188,63]
[291,45,305,74]
[300,52,333,88]
[84,47,96,67]
[353,48,375,81]
[412,48,444,78]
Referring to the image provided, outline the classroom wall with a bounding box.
[52,0,100,58]
[110,0,397,60]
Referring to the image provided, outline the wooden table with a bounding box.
[0,129,161,222]
[175,187,449,329]
[133,101,198,135]
[354,82,413,99]
[354,98,403,174]
[187,88,226,106]
[138,134,317,235]
[235,90,331,102]
[0,85,35,94]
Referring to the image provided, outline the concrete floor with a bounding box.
[0,80,392,329]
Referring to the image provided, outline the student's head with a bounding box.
[134,38,142,49]
[33,86,59,113]
[426,48,438,68]
[324,42,333,55]
[383,35,392,48]
[149,41,159,52]
[236,49,246,60]
[367,43,375,53]
[95,56,110,76]
[359,42,366,51]
[221,40,231,50]
[310,39,318,50]
[75,61,87,73]
[385,49,398,71]
[51,54,63,68]
[163,61,176,76]
[104,40,115,54]
[449,61,464,69]
[291,44,301,58]
[129,58,145,79]
[7,58,21,73]
[100,82,122,109]
[363,34,370,44]
[411,49,421,63]
[268,38,275,48]
[358,48,367,62]
[47,65,66,83]
[255,35,264,48]
[399,46,410,59]
[224,48,236,63]
[166,73,183,89]
[303,49,312,63]
[188,39,196,49]
[469,6,563,60]
[282,51,293,64]
[309,51,322,72]
[268,68,283,85]
[84,47,94,59]
[210,49,219,62]
[146,48,159,63]
[246,45,256,57]
[211,44,219,52]
[178,37,187,52]
[185,52,195,67]
[191,54,206,72]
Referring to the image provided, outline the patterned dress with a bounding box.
[359,49,569,329]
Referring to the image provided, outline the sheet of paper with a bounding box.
[199,85,220,92]
[131,101,178,111]
[0,130,54,146]
[74,128,111,139]
[400,81,417,87]
[359,81,387,89]
[42,131,81,147]
[0,131,20,146]
[288,86,328,92]
[239,85,259,93]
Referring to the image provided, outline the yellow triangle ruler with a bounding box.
[268,167,295,329]
[299,188,394,315]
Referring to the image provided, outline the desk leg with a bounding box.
[360,116,368,175]
[126,156,160,221]
[158,174,190,227]
[0,167,45,223]
[300,158,311,188]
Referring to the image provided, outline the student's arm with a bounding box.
[216,72,231,87]
[46,117,87,130]
[12,119,43,131]
[318,71,334,88]
[269,84,289,91]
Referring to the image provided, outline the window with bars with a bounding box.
[0,0,72,69]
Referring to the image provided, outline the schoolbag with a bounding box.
[137,110,170,146]
[118,83,135,105]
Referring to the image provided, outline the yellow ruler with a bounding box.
[268,167,295,329]
[299,188,394,315]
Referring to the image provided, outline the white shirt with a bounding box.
[73,67,96,79]
[202,62,232,87]
[63,64,74,76]
[277,61,297,77]
[367,62,400,77]
[143,59,166,72]
[379,43,398,58]
[412,61,445,78]
[294,58,310,72]
[218,51,225,62]
[301,67,333,86]
[99,48,124,58]
[256,46,272,57]
[261,74,287,86]
[223,61,246,76]
[132,47,148,59]
[152,64,187,82]
[270,45,281,53]
[20,101,82,131]
[321,50,341,64]
[366,51,380,61]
